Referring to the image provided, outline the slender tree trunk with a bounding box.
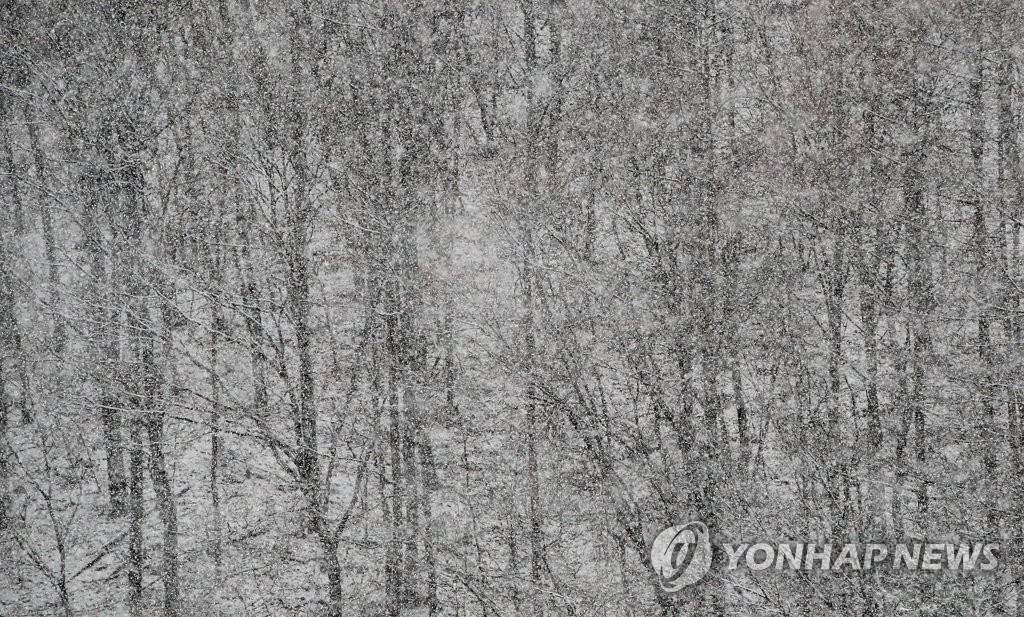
[101,396,128,516]
[239,248,268,421]
[289,219,319,529]
[858,138,884,451]
[1,119,24,234]
[386,364,403,616]
[144,333,179,617]
[401,382,421,605]
[522,3,545,613]
[127,382,146,617]
[970,49,999,510]
[0,227,30,424]
[134,262,182,617]
[320,533,343,616]
[26,114,65,351]
[992,37,1024,616]
[82,191,128,515]
[209,264,224,572]
[905,152,931,519]
[0,355,7,530]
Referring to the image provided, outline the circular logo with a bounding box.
[650,521,712,591]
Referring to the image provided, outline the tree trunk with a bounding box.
[26,113,65,351]
[386,365,404,616]
[127,389,146,617]
[0,359,7,530]
[522,3,545,613]
[320,533,344,617]
[289,222,319,529]
[905,151,931,519]
[82,191,127,515]
[0,228,30,424]
[209,267,224,572]
[141,328,180,617]
[1,119,24,234]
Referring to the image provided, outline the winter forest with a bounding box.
[1,0,1023,615]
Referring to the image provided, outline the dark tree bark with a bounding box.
[126,366,146,617]
[26,112,65,352]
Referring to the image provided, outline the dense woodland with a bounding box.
[1,0,1023,615]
